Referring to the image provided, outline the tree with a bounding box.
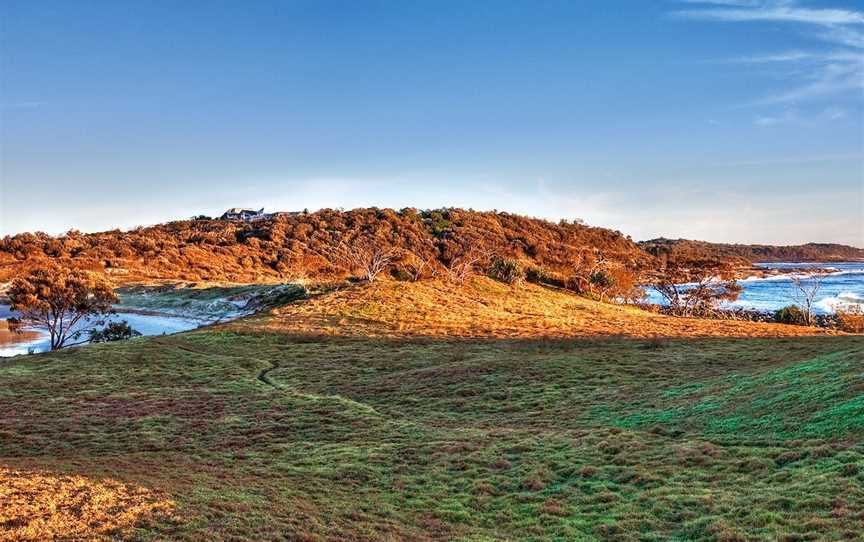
[588,269,615,301]
[606,266,645,304]
[7,265,118,350]
[333,238,398,282]
[444,247,490,284]
[789,274,824,326]
[650,257,742,317]
[399,247,440,281]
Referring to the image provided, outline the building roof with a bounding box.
[225,208,262,214]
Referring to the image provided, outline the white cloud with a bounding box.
[755,61,861,104]
[679,1,765,6]
[753,106,847,126]
[677,0,864,49]
[678,1,863,110]
[675,1,864,25]
[814,25,864,48]
[736,50,861,63]
[754,110,797,126]
[821,105,847,120]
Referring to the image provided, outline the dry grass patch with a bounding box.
[0,467,173,541]
[235,276,836,339]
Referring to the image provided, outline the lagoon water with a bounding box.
[0,305,205,357]
[0,283,302,358]
[646,262,864,314]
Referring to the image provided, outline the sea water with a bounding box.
[646,262,864,315]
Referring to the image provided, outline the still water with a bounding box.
[0,305,205,357]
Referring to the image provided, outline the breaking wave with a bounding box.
[815,292,864,313]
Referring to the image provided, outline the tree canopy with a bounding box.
[7,265,118,350]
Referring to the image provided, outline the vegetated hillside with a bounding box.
[0,208,651,283]
[640,238,864,264]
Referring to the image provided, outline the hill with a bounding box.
[233,276,835,339]
[640,238,864,264]
[0,278,859,540]
[0,208,650,284]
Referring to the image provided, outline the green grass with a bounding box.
[1,331,862,541]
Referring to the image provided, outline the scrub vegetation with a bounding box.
[3,209,860,287]
[0,208,650,285]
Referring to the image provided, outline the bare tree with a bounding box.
[7,265,118,350]
[569,250,608,295]
[333,238,398,282]
[790,274,824,326]
[445,247,490,284]
[400,247,440,281]
[650,258,742,317]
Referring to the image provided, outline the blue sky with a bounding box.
[1,0,861,244]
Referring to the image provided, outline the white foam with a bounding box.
[815,291,864,313]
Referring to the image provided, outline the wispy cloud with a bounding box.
[753,106,847,126]
[675,1,864,25]
[1,101,46,110]
[676,1,863,110]
[735,50,861,63]
[756,61,861,104]
[678,1,770,7]
[754,110,798,126]
[814,25,864,48]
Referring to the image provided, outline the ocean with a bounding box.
[646,261,864,315]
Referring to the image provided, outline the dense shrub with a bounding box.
[773,305,807,326]
[489,257,525,285]
[525,266,565,288]
[90,321,141,343]
[641,238,864,264]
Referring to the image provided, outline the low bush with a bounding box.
[566,275,588,294]
[525,266,565,288]
[390,268,414,282]
[90,321,141,343]
[774,305,807,326]
[489,257,524,285]
[589,269,615,290]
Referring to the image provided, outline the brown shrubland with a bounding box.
[0,208,651,284]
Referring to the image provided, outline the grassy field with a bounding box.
[1,279,861,541]
[1,324,862,540]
